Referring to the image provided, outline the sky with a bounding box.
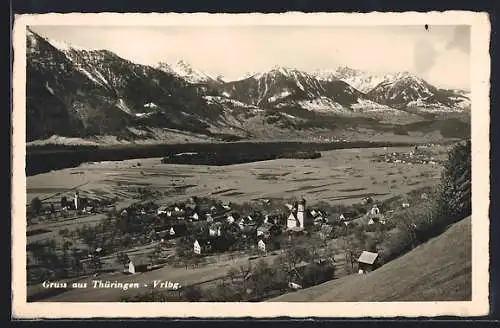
[29,25,470,90]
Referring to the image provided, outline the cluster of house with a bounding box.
[60,191,98,213]
[374,146,440,165]
[117,194,408,278]
[149,197,343,256]
[30,191,114,220]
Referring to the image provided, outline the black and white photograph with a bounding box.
[11,12,490,318]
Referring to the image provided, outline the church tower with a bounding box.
[74,191,79,210]
[297,198,306,228]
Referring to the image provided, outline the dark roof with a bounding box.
[195,237,217,247]
[129,255,151,266]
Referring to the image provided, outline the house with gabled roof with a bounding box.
[209,222,222,237]
[127,255,151,274]
[226,214,235,224]
[356,251,380,273]
[194,238,213,255]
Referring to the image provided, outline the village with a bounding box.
[372,144,443,166]
[26,180,432,302]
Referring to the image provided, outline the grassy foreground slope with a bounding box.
[269,216,471,302]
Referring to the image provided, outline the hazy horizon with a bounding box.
[29,25,470,90]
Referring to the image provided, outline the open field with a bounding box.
[269,216,471,302]
[27,145,448,208]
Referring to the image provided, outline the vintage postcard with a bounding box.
[11,11,490,318]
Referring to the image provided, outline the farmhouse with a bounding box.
[369,204,380,216]
[209,223,222,237]
[127,255,151,274]
[257,239,266,253]
[356,251,380,274]
[157,206,168,215]
[287,260,309,288]
[237,218,245,230]
[193,238,219,255]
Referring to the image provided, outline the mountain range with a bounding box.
[25,28,471,144]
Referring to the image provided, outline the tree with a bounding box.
[183,285,203,301]
[238,260,252,279]
[302,263,335,288]
[90,255,103,272]
[29,197,43,215]
[60,196,68,208]
[248,259,276,297]
[227,267,239,283]
[436,140,471,224]
[116,252,130,267]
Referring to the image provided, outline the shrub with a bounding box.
[302,263,335,288]
[183,285,203,301]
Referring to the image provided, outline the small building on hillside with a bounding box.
[287,260,309,288]
[356,251,380,274]
[127,255,151,274]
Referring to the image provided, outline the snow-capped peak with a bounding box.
[157,59,215,84]
[42,36,91,52]
[310,66,398,93]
